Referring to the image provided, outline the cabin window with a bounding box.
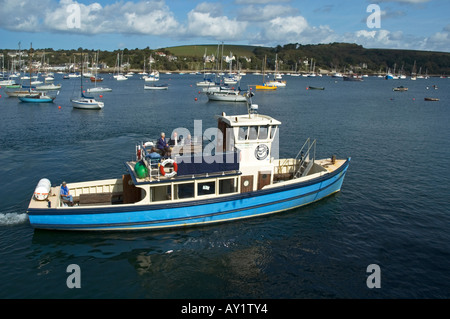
[197,181,216,196]
[258,125,269,140]
[238,126,248,140]
[151,185,171,202]
[219,178,238,195]
[248,126,258,140]
[270,126,278,139]
[174,182,195,199]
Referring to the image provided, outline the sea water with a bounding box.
[0,73,449,299]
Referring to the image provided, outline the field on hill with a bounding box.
[164,44,258,58]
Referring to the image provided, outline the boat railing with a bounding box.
[136,143,162,181]
[277,138,316,178]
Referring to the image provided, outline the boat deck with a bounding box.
[29,186,61,209]
[315,158,347,173]
[126,159,241,184]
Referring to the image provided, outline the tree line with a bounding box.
[2,43,449,75]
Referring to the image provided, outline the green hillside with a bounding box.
[2,42,449,75]
[165,44,257,59]
[163,43,450,75]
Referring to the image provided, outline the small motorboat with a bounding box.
[90,76,103,82]
[87,87,112,93]
[18,92,55,103]
[254,83,277,90]
[35,83,62,91]
[343,75,363,81]
[144,84,169,90]
[308,86,325,90]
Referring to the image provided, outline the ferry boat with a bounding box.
[26,96,350,231]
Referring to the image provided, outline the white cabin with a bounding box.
[216,109,281,191]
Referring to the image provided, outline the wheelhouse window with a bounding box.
[248,126,258,140]
[238,126,248,141]
[258,125,269,139]
[270,125,278,139]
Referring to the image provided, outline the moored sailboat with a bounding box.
[206,87,248,102]
[17,43,57,103]
[87,50,112,93]
[71,95,104,109]
[71,51,104,110]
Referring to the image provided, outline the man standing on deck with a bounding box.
[60,181,74,206]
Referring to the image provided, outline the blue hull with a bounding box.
[28,159,350,231]
[19,97,53,103]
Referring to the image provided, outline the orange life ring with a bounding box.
[159,159,178,178]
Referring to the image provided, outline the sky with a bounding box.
[0,0,449,52]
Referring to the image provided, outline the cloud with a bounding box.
[234,0,290,4]
[1,0,182,36]
[186,8,247,41]
[0,0,447,52]
[313,5,334,13]
[0,0,52,32]
[422,25,450,52]
[353,29,404,47]
[265,16,309,40]
[373,0,430,3]
[253,14,337,46]
[237,4,297,22]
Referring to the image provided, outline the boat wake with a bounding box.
[0,213,28,226]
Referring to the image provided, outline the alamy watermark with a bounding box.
[147,119,280,165]
[65,263,380,290]
[366,4,381,29]
[66,4,81,29]
[366,264,381,288]
[66,264,81,288]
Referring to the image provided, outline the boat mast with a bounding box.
[143,55,146,74]
[80,50,83,97]
[262,55,266,84]
[94,50,99,88]
[220,42,224,74]
[28,43,32,90]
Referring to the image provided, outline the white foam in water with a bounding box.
[0,213,28,226]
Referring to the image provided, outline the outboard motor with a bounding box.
[34,178,51,201]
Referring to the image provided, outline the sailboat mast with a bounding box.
[80,51,83,96]
[262,55,266,84]
[95,50,99,87]
[28,43,32,89]
[220,42,224,73]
